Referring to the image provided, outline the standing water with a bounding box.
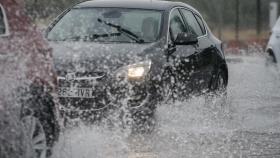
[51,54,280,158]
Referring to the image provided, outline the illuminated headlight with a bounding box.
[127,60,151,80]
[115,60,151,81]
[128,67,145,78]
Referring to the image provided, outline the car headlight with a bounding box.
[115,60,151,81]
[128,60,151,79]
[128,67,145,78]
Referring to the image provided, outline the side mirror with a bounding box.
[174,32,198,45]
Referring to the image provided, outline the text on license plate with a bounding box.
[58,87,95,98]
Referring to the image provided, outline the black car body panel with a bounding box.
[51,42,159,74]
[46,0,228,121]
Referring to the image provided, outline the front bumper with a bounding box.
[57,75,156,120]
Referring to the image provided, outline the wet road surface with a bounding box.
[52,55,280,158]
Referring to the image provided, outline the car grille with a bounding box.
[59,96,108,110]
[58,71,107,87]
[56,70,107,79]
[75,71,107,78]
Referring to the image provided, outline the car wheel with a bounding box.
[266,50,277,65]
[132,111,156,134]
[22,116,48,158]
[161,69,176,102]
[207,69,228,108]
[20,89,59,157]
[211,69,227,95]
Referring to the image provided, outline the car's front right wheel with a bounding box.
[131,109,156,134]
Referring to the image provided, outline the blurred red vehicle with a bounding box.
[0,0,60,157]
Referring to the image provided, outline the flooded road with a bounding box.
[52,54,280,158]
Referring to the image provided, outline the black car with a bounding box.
[46,0,228,130]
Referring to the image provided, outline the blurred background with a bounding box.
[25,0,280,48]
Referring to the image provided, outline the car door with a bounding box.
[167,8,199,97]
[179,8,215,92]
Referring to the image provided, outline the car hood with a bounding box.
[50,42,155,76]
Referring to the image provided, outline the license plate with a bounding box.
[58,87,95,98]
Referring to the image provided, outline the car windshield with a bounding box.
[47,8,163,43]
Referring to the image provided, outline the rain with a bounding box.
[1,0,280,158]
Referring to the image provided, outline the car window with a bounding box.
[169,8,187,41]
[180,9,203,37]
[0,4,6,35]
[122,12,162,41]
[194,14,206,35]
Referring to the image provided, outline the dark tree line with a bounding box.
[25,0,280,38]
[181,0,280,30]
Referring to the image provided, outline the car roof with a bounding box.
[75,0,198,13]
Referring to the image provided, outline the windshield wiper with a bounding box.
[60,36,82,41]
[88,33,121,40]
[59,33,121,41]
[97,18,145,43]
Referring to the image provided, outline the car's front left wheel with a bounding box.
[206,69,228,108]
[210,69,227,95]
[131,109,156,134]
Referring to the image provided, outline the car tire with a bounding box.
[21,86,60,157]
[161,68,177,102]
[266,50,277,65]
[210,69,227,95]
[21,107,58,158]
[22,116,48,158]
[207,69,228,107]
[132,110,156,134]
